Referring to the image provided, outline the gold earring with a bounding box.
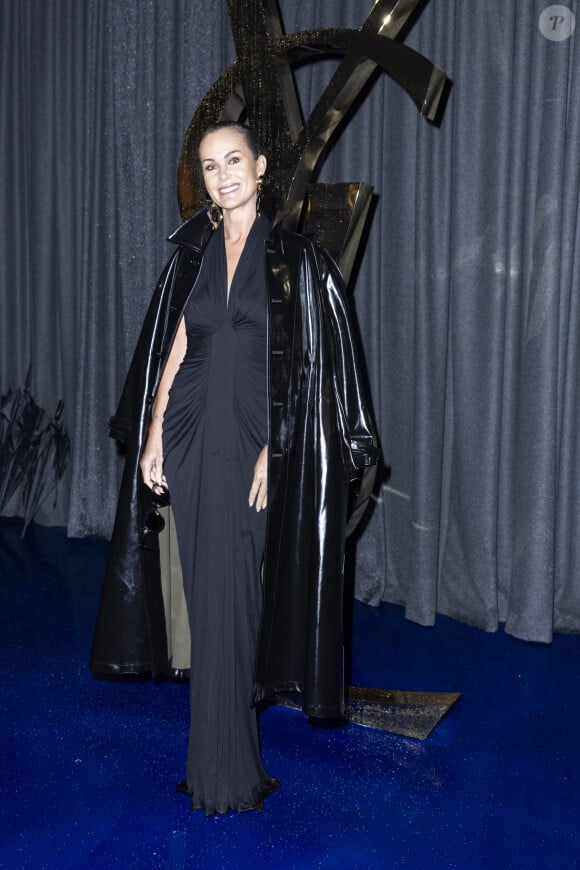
[207,199,222,229]
[256,177,264,214]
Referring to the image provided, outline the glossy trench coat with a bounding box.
[90,202,378,718]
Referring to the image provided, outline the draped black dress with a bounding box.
[162,215,279,815]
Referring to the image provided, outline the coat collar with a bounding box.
[167,194,284,254]
[167,208,212,253]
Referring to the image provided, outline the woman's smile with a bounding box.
[218,183,240,196]
[199,128,266,219]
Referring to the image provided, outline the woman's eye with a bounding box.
[204,163,216,172]
[229,156,240,165]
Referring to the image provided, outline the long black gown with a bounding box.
[162,214,279,815]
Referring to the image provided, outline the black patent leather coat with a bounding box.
[90,203,378,718]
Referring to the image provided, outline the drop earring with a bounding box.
[206,198,223,229]
[256,176,264,215]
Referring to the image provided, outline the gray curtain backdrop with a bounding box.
[1,1,579,642]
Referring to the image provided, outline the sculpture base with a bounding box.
[277,686,461,740]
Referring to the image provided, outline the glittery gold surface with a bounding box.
[302,182,374,283]
[278,687,461,740]
[177,0,447,276]
[345,686,461,740]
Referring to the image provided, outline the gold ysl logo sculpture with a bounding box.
[167,1,460,736]
[178,0,447,282]
[168,1,459,735]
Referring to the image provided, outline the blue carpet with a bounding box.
[0,517,578,869]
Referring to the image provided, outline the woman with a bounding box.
[91,122,378,816]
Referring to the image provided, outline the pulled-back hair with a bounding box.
[199,121,266,160]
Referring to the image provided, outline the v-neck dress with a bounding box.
[162,215,279,815]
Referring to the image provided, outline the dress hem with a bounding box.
[181,776,281,817]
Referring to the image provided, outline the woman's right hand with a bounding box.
[140,424,166,490]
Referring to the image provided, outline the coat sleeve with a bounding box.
[313,245,380,480]
[109,250,181,444]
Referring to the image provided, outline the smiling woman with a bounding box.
[138,124,278,815]
[92,121,378,817]
[200,129,267,221]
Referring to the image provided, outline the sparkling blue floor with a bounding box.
[1,517,578,869]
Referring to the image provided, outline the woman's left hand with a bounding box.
[249,445,268,512]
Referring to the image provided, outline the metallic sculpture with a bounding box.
[163,0,458,736]
[178,0,447,280]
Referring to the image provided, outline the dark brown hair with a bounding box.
[199,121,266,161]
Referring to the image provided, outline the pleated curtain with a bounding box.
[1,0,579,641]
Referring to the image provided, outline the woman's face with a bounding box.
[199,128,267,217]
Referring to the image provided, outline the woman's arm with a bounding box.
[139,317,187,490]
